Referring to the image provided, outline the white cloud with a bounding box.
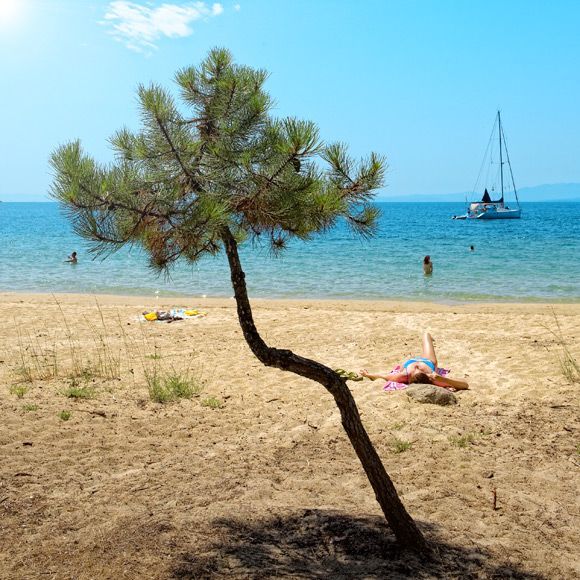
[103,1,224,53]
[234,4,241,11]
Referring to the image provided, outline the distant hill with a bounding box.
[379,183,580,202]
[517,183,580,202]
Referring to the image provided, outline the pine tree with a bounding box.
[50,48,429,553]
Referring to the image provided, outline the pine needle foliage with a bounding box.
[50,48,386,267]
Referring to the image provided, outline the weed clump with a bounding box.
[62,385,96,399]
[201,396,222,409]
[390,437,412,454]
[147,372,201,403]
[59,410,72,421]
[449,433,476,448]
[10,385,29,398]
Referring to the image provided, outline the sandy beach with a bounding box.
[0,293,578,579]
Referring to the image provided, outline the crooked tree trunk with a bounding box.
[221,228,429,554]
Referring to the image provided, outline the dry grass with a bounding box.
[14,298,136,386]
[544,309,580,383]
[11,297,214,410]
[16,326,59,383]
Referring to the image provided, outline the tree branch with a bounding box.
[154,115,197,188]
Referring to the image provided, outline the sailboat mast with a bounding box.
[500,121,520,208]
[498,110,504,203]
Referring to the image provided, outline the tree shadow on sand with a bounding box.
[171,509,544,579]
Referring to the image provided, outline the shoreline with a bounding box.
[2,291,579,313]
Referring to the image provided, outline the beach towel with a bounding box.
[383,364,451,392]
[140,308,207,322]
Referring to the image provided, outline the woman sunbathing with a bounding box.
[360,331,469,390]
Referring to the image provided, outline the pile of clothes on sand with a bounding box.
[141,308,207,323]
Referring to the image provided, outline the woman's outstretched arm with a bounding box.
[360,369,407,383]
[429,372,469,390]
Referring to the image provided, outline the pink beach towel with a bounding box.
[383,364,451,392]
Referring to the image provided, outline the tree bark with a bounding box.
[221,227,430,554]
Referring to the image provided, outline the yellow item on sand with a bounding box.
[144,312,158,321]
[184,309,199,316]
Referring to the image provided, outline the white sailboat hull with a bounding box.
[453,206,521,220]
[474,206,521,219]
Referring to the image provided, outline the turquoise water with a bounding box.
[0,202,578,302]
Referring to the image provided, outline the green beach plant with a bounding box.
[146,376,171,403]
[147,370,201,403]
[10,385,29,399]
[165,373,201,399]
[23,403,38,412]
[58,410,72,421]
[390,437,412,454]
[50,48,427,552]
[449,433,476,448]
[201,396,222,409]
[62,385,96,399]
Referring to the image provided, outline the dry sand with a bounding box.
[0,293,578,579]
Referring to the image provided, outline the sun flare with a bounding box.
[0,0,24,26]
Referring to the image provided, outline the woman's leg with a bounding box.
[422,332,437,366]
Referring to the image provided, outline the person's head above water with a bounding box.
[423,255,431,264]
[470,245,475,251]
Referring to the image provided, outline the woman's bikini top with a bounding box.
[402,357,436,372]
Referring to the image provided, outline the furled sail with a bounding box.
[481,188,504,204]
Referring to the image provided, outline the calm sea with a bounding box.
[0,202,578,303]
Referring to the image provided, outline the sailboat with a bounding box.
[453,111,521,220]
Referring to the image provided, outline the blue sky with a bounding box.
[1,0,579,201]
